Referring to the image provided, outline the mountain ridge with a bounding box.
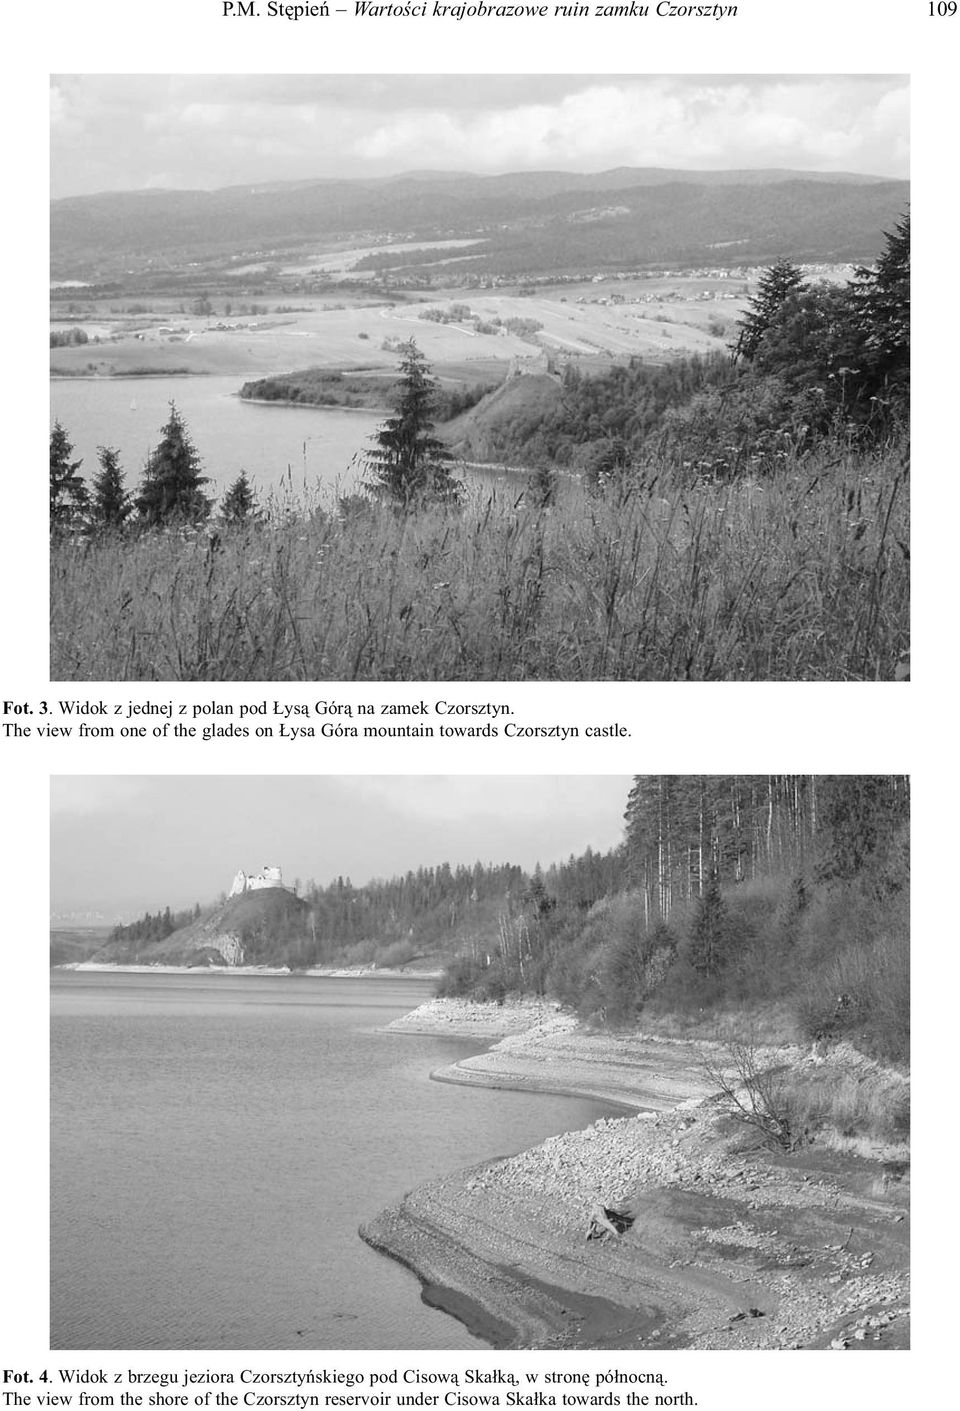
[51,167,909,279]
[54,164,895,204]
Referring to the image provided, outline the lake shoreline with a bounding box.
[361,998,911,1351]
[49,373,386,505]
[237,393,393,415]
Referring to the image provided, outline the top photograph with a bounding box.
[49,74,909,683]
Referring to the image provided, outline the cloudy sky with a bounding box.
[50,775,632,918]
[50,75,909,199]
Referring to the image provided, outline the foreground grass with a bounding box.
[51,439,908,680]
[776,1052,910,1146]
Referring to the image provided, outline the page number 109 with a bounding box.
[930,2,956,13]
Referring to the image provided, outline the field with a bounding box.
[49,272,754,384]
[50,436,908,683]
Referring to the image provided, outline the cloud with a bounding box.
[50,75,908,198]
[50,776,632,915]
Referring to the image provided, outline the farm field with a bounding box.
[49,272,770,384]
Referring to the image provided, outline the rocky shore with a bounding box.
[360,999,910,1351]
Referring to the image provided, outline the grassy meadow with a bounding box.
[51,435,908,682]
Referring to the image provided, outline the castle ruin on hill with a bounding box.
[229,865,286,898]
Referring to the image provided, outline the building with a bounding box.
[229,865,286,898]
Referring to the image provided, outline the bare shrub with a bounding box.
[376,938,419,969]
[544,929,603,1016]
[436,955,486,999]
[562,892,676,1025]
[702,1039,795,1150]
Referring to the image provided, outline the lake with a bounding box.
[50,972,613,1350]
[50,376,383,504]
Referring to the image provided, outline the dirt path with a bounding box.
[360,1000,909,1350]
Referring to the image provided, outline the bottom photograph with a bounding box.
[50,775,909,1352]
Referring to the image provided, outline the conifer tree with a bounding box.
[90,446,132,529]
[688,871,729,977]
[734,259,806,362]
[220,470,257,523]
[849,209,910,412]
[523,864,556,917]
[136,403,212,527]
[50,421,89,531]
[363,341,461,508]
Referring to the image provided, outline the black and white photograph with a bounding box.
[49,75,909,683]
[51,775,909,1351]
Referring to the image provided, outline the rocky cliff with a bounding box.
[92,887,312,968]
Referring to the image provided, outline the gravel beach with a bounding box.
[361,999,910,1350]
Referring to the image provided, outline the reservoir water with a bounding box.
[50,971,612,1350]
[50,376,383,503]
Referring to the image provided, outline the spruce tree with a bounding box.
[688,871,729,977]
[849,210,909,413]
[90,445,132,529]
[136,403,212,527]
[523,864,556,918]
[735,259,806,362]
[363,341,461,508]
[50,421,89,532]
[220,470,257,523]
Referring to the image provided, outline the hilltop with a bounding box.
[50,166,908,282]
[92,887,311,968]
[442,372,563,462]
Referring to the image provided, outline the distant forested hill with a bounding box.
[51,167,909,279]
[66,776,909,1064]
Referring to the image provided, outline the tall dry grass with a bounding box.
[776,1052,910,1144]
[50,438,908,681]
